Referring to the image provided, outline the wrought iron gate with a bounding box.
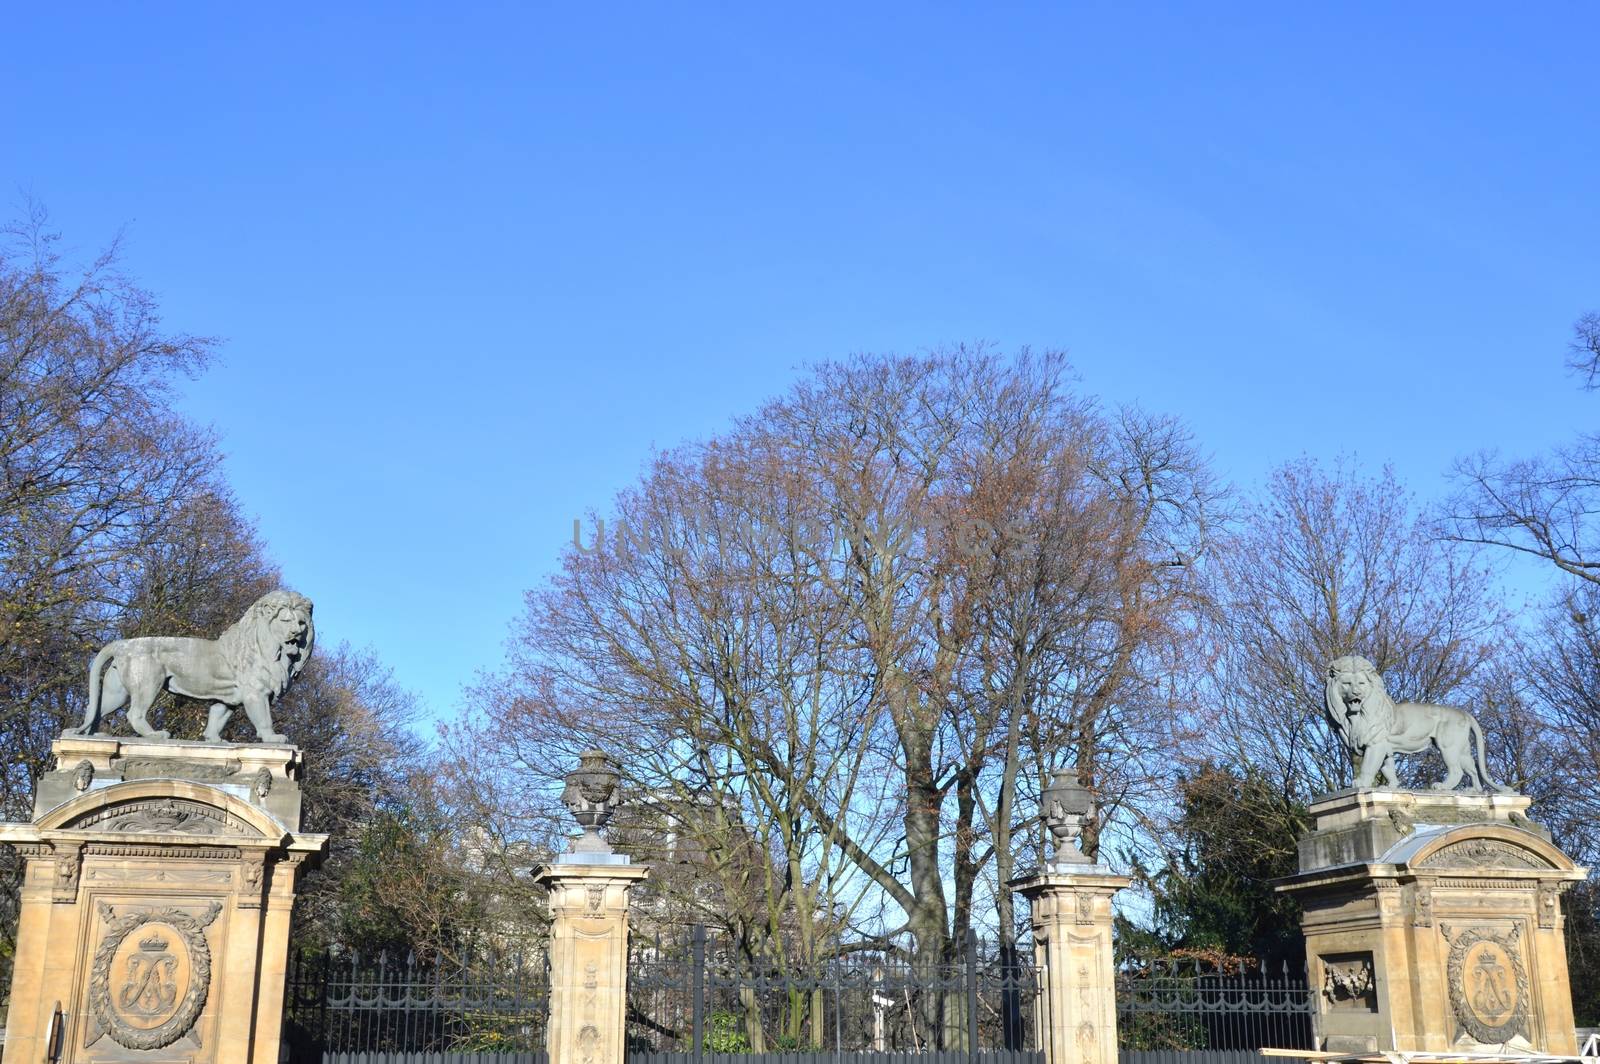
[626,927,1043,1064]
[281,947,549,1063]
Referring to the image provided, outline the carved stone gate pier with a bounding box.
[1278,788,1585,1056]
[1,735,327,1063]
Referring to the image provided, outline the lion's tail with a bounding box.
[1472,718,1515,794]
[80,643,118,733]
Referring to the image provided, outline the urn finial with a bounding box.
[1042,769,1094,867]
[562,749,621,854]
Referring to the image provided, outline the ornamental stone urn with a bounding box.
[561,749,621,855]
[1042,769,1093,866]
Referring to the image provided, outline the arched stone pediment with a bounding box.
[37,779,286,842]
[1402,824,1574,873]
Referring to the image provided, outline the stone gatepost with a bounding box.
[537,862,650,1064]
[535,750,649,1064]
[0,735,327,1064]
[1009,770,1129,1064]
[1011,868,1130,1064]
[1278,788,1586,1056]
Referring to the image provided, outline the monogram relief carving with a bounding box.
[1441,923,1531,1045]
[86,900,221,1051]
[1074,891,1095,925]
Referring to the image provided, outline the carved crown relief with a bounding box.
[1419,840,1552,871]
[86,901,221,1051]
[67,798,260,837]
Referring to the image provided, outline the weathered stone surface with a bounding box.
[1296,788,1548,872]
[61,589,313,744]
[0,737,326,1063]
[1011,869,1130,1064]
[1279,790,1584,1054]
[35,735,305,829]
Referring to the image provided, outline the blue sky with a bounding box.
[6,3,1597,723]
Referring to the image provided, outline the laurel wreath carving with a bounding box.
[1440,922,1531,1045]
[88,900,221,1050]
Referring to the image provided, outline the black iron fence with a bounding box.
[1116,956,1314,1056]
[282,946,549,1061]
[625,926,1043,1064]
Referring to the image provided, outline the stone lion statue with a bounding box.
[1324,654,1509,792]
[63,590,314,744]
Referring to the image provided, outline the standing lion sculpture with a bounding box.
[1324,654,1509,792]
[63,590,314,745]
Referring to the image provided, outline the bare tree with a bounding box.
[1443,310,1600,584]
[0,210,427,992]
[459,346,1219,1034]
[1195,460,1506,800]
[1566,311,1600,391]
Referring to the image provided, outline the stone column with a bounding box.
[0,736,327,1064]
[536,861,650,1064]
[1011,868,1130,1064]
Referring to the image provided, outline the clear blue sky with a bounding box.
[6,4,1596,723]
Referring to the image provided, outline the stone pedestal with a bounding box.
[1011,866,1131,1064]
[1277,788,1585,1055]
[535,857,649,1064]
[0,736,327,1064]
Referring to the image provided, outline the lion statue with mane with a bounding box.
[63,590,314,745]
[1324,654,1508,792]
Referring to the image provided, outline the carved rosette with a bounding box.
[86,900,221,1051]
[1441,923,1531,1045]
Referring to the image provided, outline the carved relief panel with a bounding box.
[81,898,223,1058]
[1440,923,1531,1046]
[1319,951,1377,1013]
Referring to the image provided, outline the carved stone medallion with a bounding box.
[86,900,221,1051]
[1441,923,1530,1045]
